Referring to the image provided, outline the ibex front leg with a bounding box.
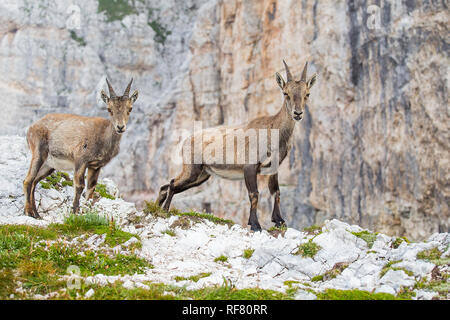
[85,167,101,201]
[268,173,285,227]
[72,162,87,214]
[244,165,262,232]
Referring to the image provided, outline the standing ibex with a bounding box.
[23,78,138,219]
[157,60,317,231]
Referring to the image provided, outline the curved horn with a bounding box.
[105,78,117,98]
[283,59,293,82]
[123,78,133,97]
[301,61,308,82]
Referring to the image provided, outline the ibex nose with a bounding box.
[117,125,125,132]
[294,111,303,116]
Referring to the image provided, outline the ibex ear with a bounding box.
[275,72,286,90]
[100,90,109,104]
[130,90,138,103]
[307,73,317,88]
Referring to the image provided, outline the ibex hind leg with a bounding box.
[23,142,49,219]
[244,165,262,232]
[29,164,54,217]
[268,173,285,227]
[156,183,170,207]
[162,164,209,211]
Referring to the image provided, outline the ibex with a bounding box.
[23,78,138,219]
[157,60,317,231]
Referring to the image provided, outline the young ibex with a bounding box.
[157,60,317,231]
[23,78,138,219]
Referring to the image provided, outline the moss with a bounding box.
[97,0,136,22]
[174,272,212,283]
[214,255,228,263]
[147,20,171,44]
[243,248,254,259]
[311,275,324,282]
[69,31,86,46]
[294,241,321,258]
[316,288,408,300]
[351,230,378,249]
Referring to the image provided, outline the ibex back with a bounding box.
[23,78,138,219]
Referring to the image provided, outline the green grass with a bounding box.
[316,289,408,300]
[50,212,135,247]
[39,171,71,190]
[214,255,228,263]
[73,280,292,300]
[351,230,378,249]
[391,237,410,249]
[414,274,450,299]
[294,241,322,258]
[0,213,149,299]
[303,225,323,235]
[162,229,176,237]
[380,260,413,278]
[417,247,441,261]
[416,247,449,266]
[95,183,115,200]
[243,248,254,259]
[144,201,234,226]
[174,272,212,283]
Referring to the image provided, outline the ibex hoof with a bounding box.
[26,210,42,220]
[273,220,286,228]
[250,224,262,232]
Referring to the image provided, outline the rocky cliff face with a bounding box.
[0,0,448,240]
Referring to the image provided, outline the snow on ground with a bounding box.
[1,136,449,300]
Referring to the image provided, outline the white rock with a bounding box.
[375,285,396,295]
[294,290,317,300]
[379,270,415,291]
[84,289,95,298]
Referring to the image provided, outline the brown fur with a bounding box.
[23,79,138,218]
[157,60,317,231]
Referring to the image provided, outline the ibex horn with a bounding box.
[105,78,117,98]
[283,60,293,82]
[123,78,133,98]
[301,61,308,82]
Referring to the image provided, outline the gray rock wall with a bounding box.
[0,0,448,240]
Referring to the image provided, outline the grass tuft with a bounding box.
[351,230,378,249]
[243,248,254,259]
[294,241,321,258]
